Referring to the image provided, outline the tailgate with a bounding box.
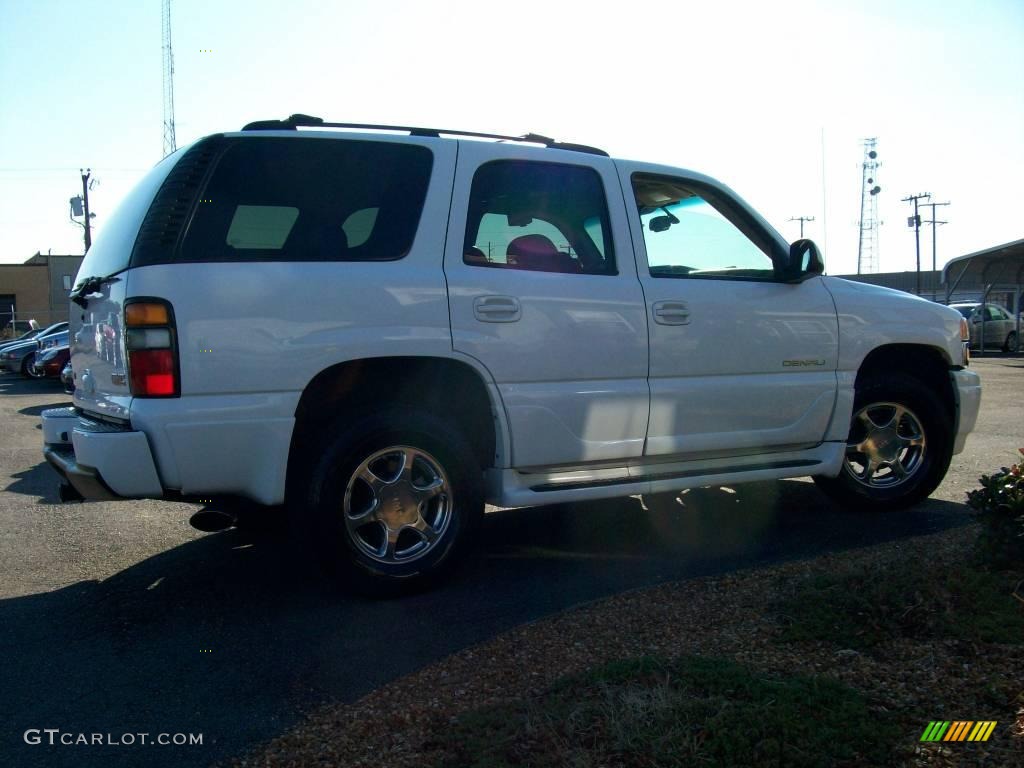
[71,278,133,421]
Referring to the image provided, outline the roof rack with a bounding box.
[240,114,609,157]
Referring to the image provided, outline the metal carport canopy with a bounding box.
[941,237,1023,353]
[942,237,1024,301]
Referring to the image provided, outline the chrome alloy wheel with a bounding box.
[843,401,927,489]
[342,446,452,564]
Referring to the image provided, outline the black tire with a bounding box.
[300,408,483,596]
[1003,331,1017,353]
[20,353,38,378]
[813,373,952,511]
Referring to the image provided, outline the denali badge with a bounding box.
[783,359,826,367]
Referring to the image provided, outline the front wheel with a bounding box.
[21,353,40,378]
[301,408,483,595]
[1003,331,1017,353]
[814,374,952,511]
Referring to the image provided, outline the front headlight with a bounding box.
[960,318,970,366]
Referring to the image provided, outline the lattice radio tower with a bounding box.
[856,138,882,274]
[161,0,177,157]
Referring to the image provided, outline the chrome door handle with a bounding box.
[473,296,522,323]
[653,301,691,325]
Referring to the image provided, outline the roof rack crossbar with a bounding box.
[240,115,608,156]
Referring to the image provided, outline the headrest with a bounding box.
[507,234,559,259]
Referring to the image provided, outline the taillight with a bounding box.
[960,318,971,366]
[125,299,179,397]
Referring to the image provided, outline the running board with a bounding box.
[529,458,821,492]
[487,443,844,509]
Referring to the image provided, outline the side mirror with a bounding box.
[786,239,825,281]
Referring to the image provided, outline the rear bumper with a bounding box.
[44,444,119,501]
[41,407,164,500]
[951,369,982,455]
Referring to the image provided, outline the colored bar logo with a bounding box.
[920,721,997,742]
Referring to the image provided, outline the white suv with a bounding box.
[42,115,982,592]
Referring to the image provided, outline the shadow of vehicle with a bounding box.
[971,349,1023,367]
[0,482,971,768]
[0,374,68,396]
[17,401,73,418]
[5,463,64,501]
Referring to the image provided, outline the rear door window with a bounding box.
[181,138,433,262]
[462,161,616,275]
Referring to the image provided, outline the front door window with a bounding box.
[633,175,776,280]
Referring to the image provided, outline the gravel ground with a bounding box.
[228,524,1022,768]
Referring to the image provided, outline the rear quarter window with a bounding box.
[180,138,433,262]
[74,150,183,286]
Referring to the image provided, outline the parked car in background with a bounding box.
[0,327,46,352]
[30,345,71,379]
[950,303,1017,351]
[0,338,41,375]
[37,329,69,353]
[0,327,70,377]
[60,361,75,393]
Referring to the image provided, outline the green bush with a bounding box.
[967,449,1024,569]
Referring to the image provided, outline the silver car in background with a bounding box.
[0,326,70,376]
[950,303,1018,352]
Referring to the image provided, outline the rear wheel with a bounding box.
[1003,331,1017,353]
[814,374,952,511]
[301,408,483,595]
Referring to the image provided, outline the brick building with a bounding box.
[0,252,84,333]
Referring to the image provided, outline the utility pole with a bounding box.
[80,168,92,252]
[902,192,930,295]
[788,215,815,238]
[920,201,949,301]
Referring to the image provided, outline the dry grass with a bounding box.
[225,525,1022,768]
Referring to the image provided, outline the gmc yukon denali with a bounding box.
[42,115,982,593]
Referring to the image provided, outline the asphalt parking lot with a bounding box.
[1,355,1020,768]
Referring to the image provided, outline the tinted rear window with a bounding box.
[180,138,433,262]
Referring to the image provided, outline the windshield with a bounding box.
[954,306,975,319]
[73,147,186,289]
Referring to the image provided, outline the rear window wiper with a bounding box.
[70,274,121,308]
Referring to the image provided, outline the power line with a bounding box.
[0,167,148,173]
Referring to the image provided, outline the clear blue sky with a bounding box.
[1,0,1022,275]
